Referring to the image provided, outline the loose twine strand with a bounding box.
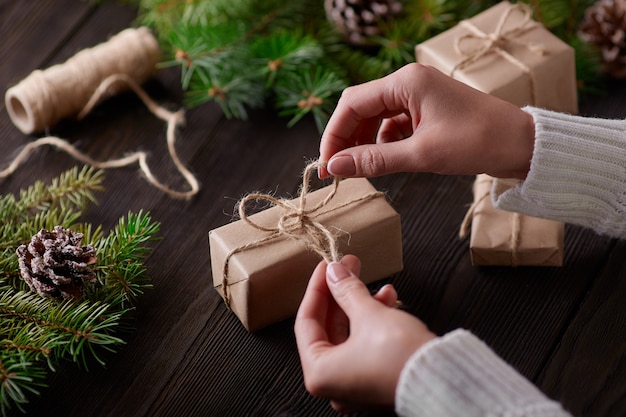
[459,176,522,266]
[220,161,383,308]
[1,74,199,199]
[451,2,545,106]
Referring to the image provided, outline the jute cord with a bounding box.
[459,176,521,266]
[1,74,200,199]
[451,2,544,106]
[220,161,383,309]
[5,27,160,134]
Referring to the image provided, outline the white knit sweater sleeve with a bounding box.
[492,106,626,238]
[395,329,571,417]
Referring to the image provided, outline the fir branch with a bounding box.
[275,67,348,132]
[0,291,126,369]
[161,19,249,89]
[0,354,46,416]
[17,166,103,214]
[374,21,425,73]
[135,0,606,131]
[0,167,160,415]
[93,211,160,306]
[185,64,266,119]
[251,30,324,86]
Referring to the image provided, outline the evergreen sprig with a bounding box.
[135,0,604,131]
[0,166,160,416]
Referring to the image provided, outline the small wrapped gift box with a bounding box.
[467,174,563,266]
[209,177,403,331]
[415,1,578,114]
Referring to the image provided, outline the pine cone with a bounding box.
[579,0,626,78]
[325,0,403,46]
[16,226,98,301]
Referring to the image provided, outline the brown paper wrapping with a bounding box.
[416,2,572,265]
[415,1,578,114]
[469,174,563,266]
[209,178,403,331]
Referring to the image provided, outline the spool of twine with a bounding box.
[1,27,200,199]
[5,27,160,134]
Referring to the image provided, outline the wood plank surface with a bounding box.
[1,2,625,417]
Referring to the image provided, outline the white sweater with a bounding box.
[395,107,626,417]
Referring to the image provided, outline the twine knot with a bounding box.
[237,161,341,265]
[451,2,544,105]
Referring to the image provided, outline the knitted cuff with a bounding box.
[394,329,569,417]
[493,106,626,238]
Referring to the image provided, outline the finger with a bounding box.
[330,399,361,414]
[339,254,361,276]
[319,75,412,177]
[326,295,349,345]
[354,117,384,147]
[324,255,362,344]
[326,262,378,317]
[373,284,398,308]
[330,398,391,414]
[378,113,413,143]
[295,261,332,353]
[326,138,424,178]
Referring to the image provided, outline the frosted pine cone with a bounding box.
[16,226,98,300]
[579,0,626,78]
[325,0,403,46]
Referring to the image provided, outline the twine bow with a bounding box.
[219,160,383,308]
[451,2,545,106]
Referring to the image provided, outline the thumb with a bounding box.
[326,262,376,316]
[326,140,421,178]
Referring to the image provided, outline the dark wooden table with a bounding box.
[1,2,625,417]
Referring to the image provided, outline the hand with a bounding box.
[294,255,436,413]
[319,63,535,180]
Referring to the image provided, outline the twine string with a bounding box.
[510,210,521,267]
[451,2,544,105]
[1,74,199,199]
[460,176,520,264]
[220,161,383,308]
[459,188,490,239]
[5,27,160,134]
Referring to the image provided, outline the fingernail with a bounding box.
[377,284,392,294]
[317,161,328,179]
[327,155,356,177]
[327,261,351,283]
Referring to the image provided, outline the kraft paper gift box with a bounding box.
[209,177,403,331]
[415,1,578,113]
[416,1,573,265]
[467,174,564,266]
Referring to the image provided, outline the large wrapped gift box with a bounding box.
[415,1,578,113]
[469,174,563,266]
[209,178,403,331]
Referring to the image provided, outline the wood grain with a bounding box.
[1,2,625,417]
